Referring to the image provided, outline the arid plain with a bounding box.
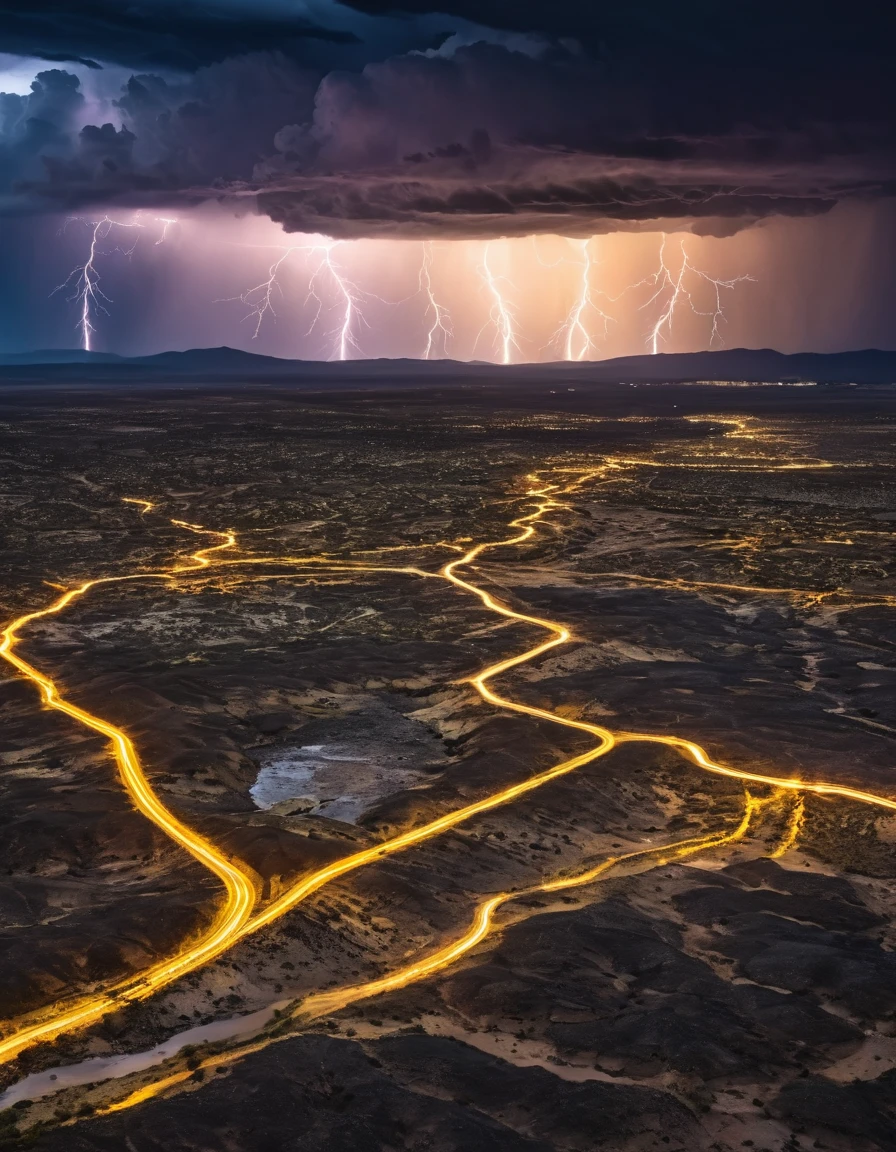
[0,375,895,1151]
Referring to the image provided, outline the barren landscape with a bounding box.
[0,373,895,1151]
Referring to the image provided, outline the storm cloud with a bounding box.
[0,0,893,237]
[0,0,356,72]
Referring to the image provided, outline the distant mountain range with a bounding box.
[0,346,894,384]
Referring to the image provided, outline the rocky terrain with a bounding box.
[0,373,894,1150]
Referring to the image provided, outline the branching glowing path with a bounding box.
[770,794,805,860]
[293,791,766,1023]
[0,524,256,1063]
[101,793,767,1114]
[1,453,895,1078]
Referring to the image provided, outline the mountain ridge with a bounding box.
[1,346,894,384]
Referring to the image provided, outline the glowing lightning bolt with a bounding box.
[478,241,520,365]
[225,239,365,358]
[52,215,176,352]
[52,216,138,352]
[642,234,754,354]
[419,242,452,359]
[307,240,365,361]
[155,218,178,245]
[325,243,356,362]
[555,238,613,361]
[229,246,304,339]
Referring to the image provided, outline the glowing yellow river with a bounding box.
[0,463,893,1074]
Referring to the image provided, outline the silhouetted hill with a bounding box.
[0,346,894,384]
[136,347,293,372]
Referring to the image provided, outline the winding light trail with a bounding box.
[101,791,767,1115]
[0,522,257,1062]
[1,457,894,1075]
[770,794,805,860]
[293,790,767,1024]
[583,570,833,602]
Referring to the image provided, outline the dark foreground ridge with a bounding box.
[1,346,895,385]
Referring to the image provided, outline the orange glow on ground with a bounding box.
[1,442,894,1075]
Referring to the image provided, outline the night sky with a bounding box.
[1,1,894,359]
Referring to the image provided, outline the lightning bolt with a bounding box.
[52,215,176,352]
[554,238,613,362]
[419,242,453,359]
[229,238,412,361]
[477,241,520,365]
[219,231,751,364]
[155,218,178,245]
[305,240,367,361]
[231,239,369,360]
[228,246,305,339]
[52,216,140,352]
[641,234,754,354]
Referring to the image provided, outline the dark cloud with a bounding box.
[246,38,893,236]
[1,69,85,194]
[1,54,320,209]
[0,1,356,72]
[0,3,893,237]
[340,0,896,70]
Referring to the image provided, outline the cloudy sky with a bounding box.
[1,0,894,359]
